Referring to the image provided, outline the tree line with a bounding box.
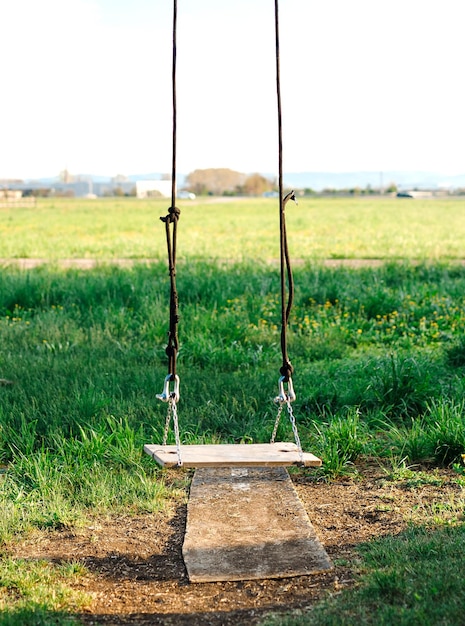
[184,168,275,196]
[183,169,404,197]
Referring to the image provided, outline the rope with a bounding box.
[160,206,180,378]
[275,0,295,382]
[160,0,180,381]
[157,0,182,467]
[171,0,177,209]
[271,1,303,461]
[279,190,297,381]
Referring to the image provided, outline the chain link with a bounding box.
[170,397,182,466]
[271,375,304,464]
[286,398,304,464]
[158,374,182,466]
[270,403,284,444]
[162,397,182,466]
[162,400,172,446]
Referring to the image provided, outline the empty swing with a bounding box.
[144,0,321,470]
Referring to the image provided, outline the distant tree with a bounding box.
[31,188,51,197]
[243,173,273,196]
[185,168,246,196]
[112,174,128,184]
[385,182,398,193]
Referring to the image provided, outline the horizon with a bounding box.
[4,168,465,194]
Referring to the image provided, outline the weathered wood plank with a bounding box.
[144,442,322,468]
[182,466,333,582]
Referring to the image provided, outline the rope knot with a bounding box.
[165,345,175,357]
[160,206,181,223]
[280,362,294,382]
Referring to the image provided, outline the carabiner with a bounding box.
[274,375,296,404]
[156,374,180,403]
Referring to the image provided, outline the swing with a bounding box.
[144,0,322,470]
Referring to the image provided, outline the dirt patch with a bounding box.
[7,465,462,625]
[4,258,465,273]
[0,258,396,270]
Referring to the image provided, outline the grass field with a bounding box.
[1,195,465,260]
[0,197,464,624]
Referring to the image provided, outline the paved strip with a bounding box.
[183,466,333,582]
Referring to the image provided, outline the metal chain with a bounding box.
[162,400,172,446]
[270,403,284,444]
[161,397,182,466]
[170,397,183,466]
[286,399,304,464]
[271,397,304,464]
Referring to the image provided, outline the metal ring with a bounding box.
[274,375,296,404]
[156,374,180,403]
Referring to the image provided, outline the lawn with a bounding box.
[0,197,464,625]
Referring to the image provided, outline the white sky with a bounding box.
[1,0,464,180]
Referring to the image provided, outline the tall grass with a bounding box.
[1,262,465,502]
[0,262,464,624]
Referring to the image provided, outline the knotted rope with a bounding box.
[160,0,180,381]
[275,0,295,382]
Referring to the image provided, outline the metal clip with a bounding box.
[274,375,296,404]
[156,374,180,403]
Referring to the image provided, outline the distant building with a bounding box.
[0,189,22,200]
[0,188,36,207]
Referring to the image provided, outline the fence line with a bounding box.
[0,198,37,208]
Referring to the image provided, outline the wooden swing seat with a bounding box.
[143,441,322,468]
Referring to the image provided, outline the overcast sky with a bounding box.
[1,0,464,180]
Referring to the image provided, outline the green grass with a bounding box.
[1,197,465,623]
[1,196,465,260]
[261,525,465,626]
[0,557,89,625]
[1,262,464,511]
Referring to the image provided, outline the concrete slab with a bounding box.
[182,466,333,582]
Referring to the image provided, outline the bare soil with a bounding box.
[0,258,394,270]
[7,464,462,625]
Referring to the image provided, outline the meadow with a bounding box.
[1,195,465,260]
[1,196,465,624]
